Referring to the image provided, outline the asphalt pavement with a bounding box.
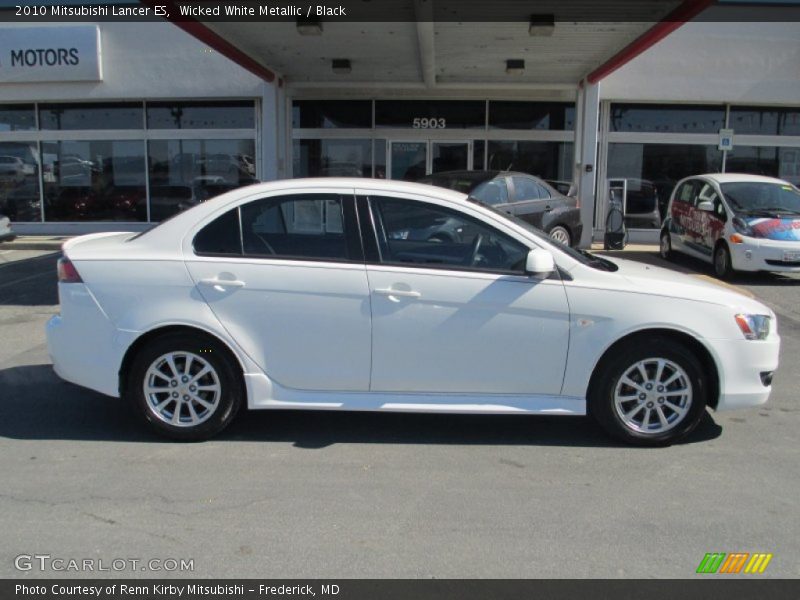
[0,247,798,578]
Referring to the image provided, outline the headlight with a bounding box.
[732,217,755,237]
[735,314,771,340]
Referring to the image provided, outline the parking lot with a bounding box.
[1,245,798,578]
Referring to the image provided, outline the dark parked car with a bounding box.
[417,170,583,247]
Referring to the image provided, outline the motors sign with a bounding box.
[0,26,101,83]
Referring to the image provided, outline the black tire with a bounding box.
[659,230,673,260]
[125,332,243,441]
[548,225,572,246]
[590,337,708,446]
[713,242,734,280]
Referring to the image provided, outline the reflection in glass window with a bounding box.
[487,141,574,181]
[292,100,372,128]
[0,105,36,132]
[371,196,528,272]
[471,178,509,205]
[293,139,372,178]
[729,106,800,136]
[607,143,722,224]
[473,140,486,171]
[0,141,40,222]
[147,139,257,221]
[240,194,350,261]
[726,146,800,186]
[39,103,143,130]
[489,101,575,130]
[610,104,726,133]
[42,140,146,222]
[146,101,255,129]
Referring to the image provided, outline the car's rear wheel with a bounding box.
[549,225,571,246]
[659,230,673,260]
[591,337,708,446]
[125,332,243,441]
[714,242,734,279]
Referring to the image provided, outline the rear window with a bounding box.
[193,208,242,255]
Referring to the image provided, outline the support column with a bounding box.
[576,79,600,248]
[259,81,279,181]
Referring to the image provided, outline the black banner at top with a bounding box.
[1,0,800,23]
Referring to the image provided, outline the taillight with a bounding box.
[57,257,83,283]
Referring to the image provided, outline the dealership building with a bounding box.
[1,2,799,246]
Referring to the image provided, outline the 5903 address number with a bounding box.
[412,118,446,129]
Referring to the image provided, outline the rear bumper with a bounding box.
[711,335,780,411]
[46,283,125,398]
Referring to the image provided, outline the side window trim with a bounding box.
[364,194,531,276]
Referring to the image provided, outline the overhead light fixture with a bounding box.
[296,18,323,35]
[529,14,555,36]
[505,59,525,75]
[332,59,352,74]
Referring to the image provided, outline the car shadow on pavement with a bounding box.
[0,363,723,448]
[0,252,59,306]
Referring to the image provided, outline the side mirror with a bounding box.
[697,201,714,212]
[525,248,555,279]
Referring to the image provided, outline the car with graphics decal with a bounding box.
[660,173,800,278]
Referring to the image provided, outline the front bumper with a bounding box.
[730,238,800,273]
[711,335,780,411]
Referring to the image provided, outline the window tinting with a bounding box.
[370,196,528,273]
[489,101,575,131]
[39,103,143,130]
[292,100,372,129]
[293,139,372,177]
[375,100,485,129]
[0,141,40,222]
[0,104,36,132]
[193,208,242,255]
[675,181,697,204]
[240,194,351,261]
[147,101,255,129]
[729,106,800,136]
[471,178,509,206]
[512,176,543,201]
[487,141,574,181]
[610,104,726,133]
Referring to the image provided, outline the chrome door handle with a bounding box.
[199,278,246,291]
[374,288,421,299]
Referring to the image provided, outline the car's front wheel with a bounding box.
[659,230,673,260]
[548,225,571,246]
[713,242,734,280]
[590,337,708,446]
[125,332,243,441]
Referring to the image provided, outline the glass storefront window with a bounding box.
[487,141,574,181]
[489,101,575,130]
[148,139,257,221]
[606,143,723,226]
[0,105,36,132]
[610,104,726,134]
[292,100,372,129]
[473,140,485,170]
[39,103,143,130]
[293,139,373,178]
[0,141,40,222]
[41,140,146,222]
[726,146,800,186]
[146,101,255,129]
[375,100,485,129]
[729,107,800,136]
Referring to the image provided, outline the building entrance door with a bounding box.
[388,140,472,181]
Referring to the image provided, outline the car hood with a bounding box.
[743,216,800,241]
[605,257,771,314]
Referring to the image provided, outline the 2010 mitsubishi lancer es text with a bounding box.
[46,178,780,446]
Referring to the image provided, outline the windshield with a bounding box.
[721,181,800,215]
[468,198,618,272]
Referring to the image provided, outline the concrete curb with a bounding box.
[0,236,67,252]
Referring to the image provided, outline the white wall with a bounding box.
[602,21,800,105]
[0,21,265,101]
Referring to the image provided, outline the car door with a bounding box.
[670,179,698,254]
[184,190,372,392]
[360,192,571,396]
[507,175,551,229]
[696,182,727,257]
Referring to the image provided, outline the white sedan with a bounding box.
[46,178,780,445]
